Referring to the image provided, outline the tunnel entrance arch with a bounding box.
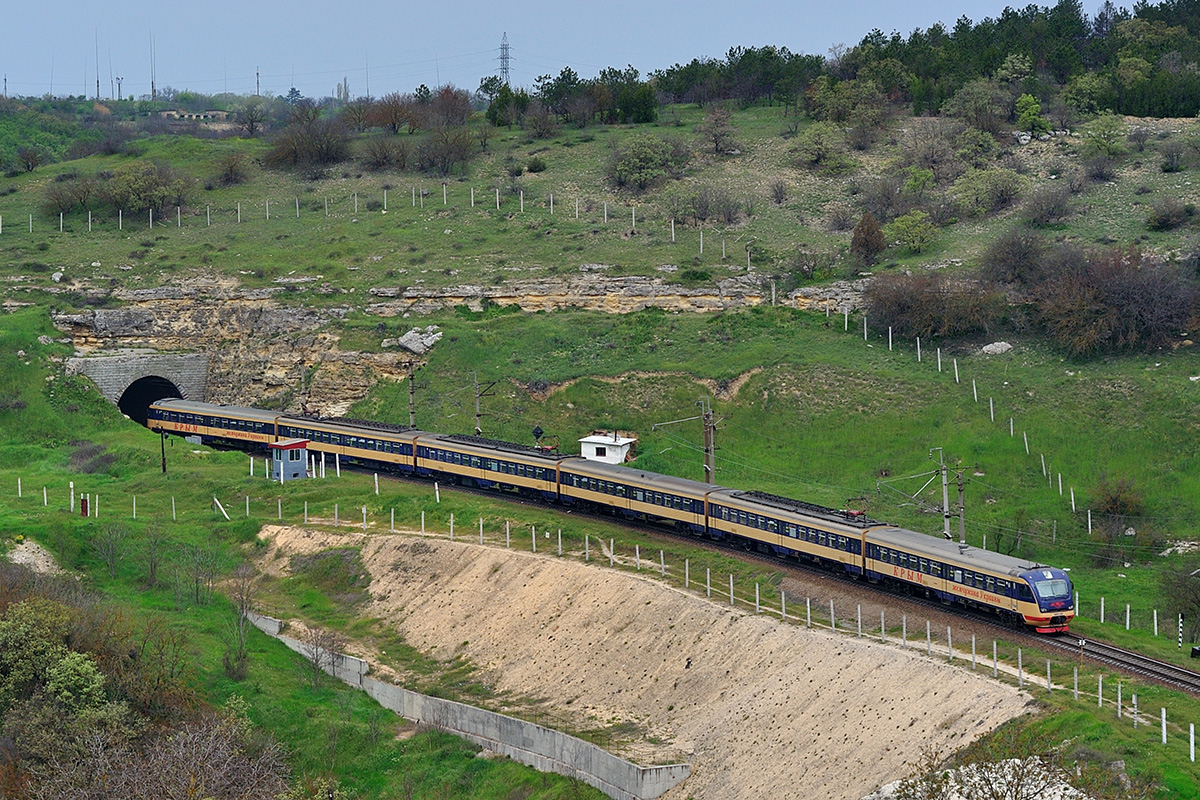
[117,376,183,426]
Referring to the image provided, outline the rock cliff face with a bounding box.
[49,275,870,412]
[52,289,416,416]
[365,273,867,316]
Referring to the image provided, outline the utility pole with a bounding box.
[956,469,966,544]
[115,76,123,101]
[931,447,951,539]
[652,398,721,483]
[700,397,716,483]
[473,372,497,436]
[407,362,418,427]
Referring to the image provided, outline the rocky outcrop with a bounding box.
[53,295,416,416]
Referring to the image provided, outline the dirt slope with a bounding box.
[258,526,1032,800]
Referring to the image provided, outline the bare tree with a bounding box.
[222,563,257,680]
[183,545,220,605]
[302,626,347,690]
[696,105,735,154]
[140,521,167,588]
[235,99,268,137]
[90,523,128,579]
[338,98,374,132]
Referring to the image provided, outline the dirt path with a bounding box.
[257,526,1032,800]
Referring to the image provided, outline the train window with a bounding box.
[919,558,928,573]
[931,563,942,578]
[818,532,827,547]
[674,497,683,510]
[767,520,778,534]
[487,460,498,471]
[986,576,995,593]
[954,569,963,583]
[616,485,626,498]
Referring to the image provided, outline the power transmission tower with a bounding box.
[473,372,498,436]
[498,33,512,85]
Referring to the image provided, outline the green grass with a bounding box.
[3,106,1197,305]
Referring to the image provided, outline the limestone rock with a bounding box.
[981,341,1013,355]
[396,326,442,355]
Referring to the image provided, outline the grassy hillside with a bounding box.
[1,105,1197,303]
[5,98,1200,796]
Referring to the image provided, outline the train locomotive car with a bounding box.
[147,399,279,447]
[864,526,1074,632]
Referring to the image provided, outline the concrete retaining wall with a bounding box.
[246,612,688,800]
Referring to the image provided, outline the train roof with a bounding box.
[425,433,575,462]
[150,399,280,423]
[710,488,885,529]
[561,457,726,497]
[867,526,1049,578]
[280,413,424,438]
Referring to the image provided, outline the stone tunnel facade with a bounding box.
[65,352,210,404]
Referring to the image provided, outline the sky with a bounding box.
[5,0,1112,101]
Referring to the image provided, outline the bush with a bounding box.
[1024,184,1071,227]
[1146,197,1192,231]
[850,212,885,267]
[361,138,408,172]
[865,272,1003,338]
[526,156,546,173]
[99,162,192,215]
[607,134,689,193]
[980,228,1047,284]
[264,119,351,170]
[1084,156,1116,182]
[215,151,249,186]
[952,168,1025,216]
[884,210,937,253]
[1161,139,1186,173]
[1036,247,1197,355]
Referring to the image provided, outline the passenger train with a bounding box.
[147,398,1075,633]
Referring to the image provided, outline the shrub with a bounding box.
[952,168,1025,216]
[1035,247,1197,355]
[1024,184,1071,227]
[99,162,192,215]
[526,156,546,173]
[1161,139,1186,173]
[884,210,937,253]
[865,272,1003,338]
[362,137,407,172]
[1084,156,1116,182]
[264,119,351,170]
[825,201,856,232]
[850,212,885,267]
[1146,197,1192,231]
[215,151,249,186]
[769,180,787,205]
[980,228,1047,284]
[607,134,689,193]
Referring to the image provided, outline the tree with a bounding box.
[235,99,267,137]
[1160,559,1200,639]
[16,146,41,172]
[850,212,885,267]
[942,78,1008,133]
[884,210,937,253]
[1081,112,1128,158]
[222,563,256,680]
[1015,94,1050,134]
[302,626,347,690]
[338,98,373,132]
[476,75,503,106]
[696,105,735,154]
[90,523,128,579]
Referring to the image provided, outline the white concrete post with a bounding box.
[756,584,760,613]
[305,501,308,524]
[1018,648,1023,688]
[1074,667,1078,701]
[363,506,367,531]
[947,627,952,660]
[729,574,734,606]
[506,520,511,548]
[807,597,811,627]
[532,526,537,553]
[993,640,998,678]
[782,591,786,620]
[421,511,425,535]
[450,514,455,540]
[659,549,664,576]
[335,453,340,477]
[132,495,137,519]
[374,473,379,494]
[857,604,862,637]
[954,358,959,383]
[171,496,176,522]
[832,600,837,632]
[706,568,711,597]
[634,544,639,569]
[926,620,931,655]
[335,504,339,526]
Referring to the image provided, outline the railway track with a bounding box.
[1037,636,1200,694]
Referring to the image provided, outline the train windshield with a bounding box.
[1029,573,1071,599]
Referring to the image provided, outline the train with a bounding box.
[147,398,1075,633]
